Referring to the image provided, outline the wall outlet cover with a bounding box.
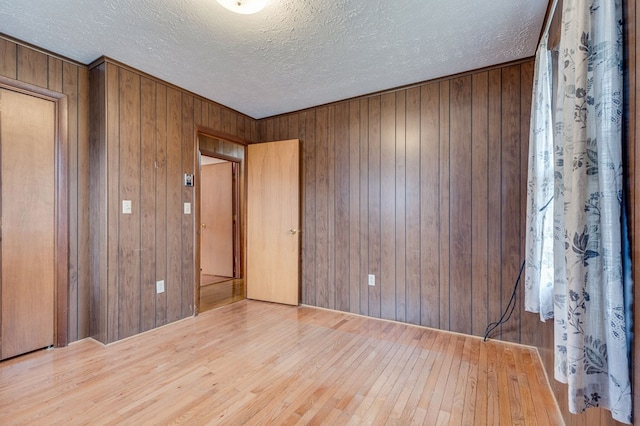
[156,280,165,294]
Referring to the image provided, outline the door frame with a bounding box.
[198,155,240,277]
[0,76,69,348]
[194,129,246,314]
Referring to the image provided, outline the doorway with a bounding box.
[197,139,245,313]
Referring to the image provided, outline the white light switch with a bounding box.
[156,280,165,294]
[368,274,375,286]
[122,200,132,214]
[184,202,191,214]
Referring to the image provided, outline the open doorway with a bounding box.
[197,139,245,313]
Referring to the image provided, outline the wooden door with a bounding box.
[246,139,300,305]
[0,88,55,360]
[201,162,233,277]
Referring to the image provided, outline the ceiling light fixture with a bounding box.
[216,0,267,14]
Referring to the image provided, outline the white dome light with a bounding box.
[216,0,268,15]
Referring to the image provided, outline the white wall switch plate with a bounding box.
[184,202,191,214]
[122,200,132,214]
[156,280,165,294]
[368,274,375,286]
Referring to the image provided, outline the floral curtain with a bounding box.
[525,32,555,321]
[525,0,632,422]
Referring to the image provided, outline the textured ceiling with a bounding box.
[0,0,548,119]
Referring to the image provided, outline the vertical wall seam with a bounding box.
[418,88,422,326]
[138,76,142,334]
[469,76,474,334]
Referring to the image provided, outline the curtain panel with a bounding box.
[525,0,631,422]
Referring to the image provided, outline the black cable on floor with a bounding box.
[483,259,526,342]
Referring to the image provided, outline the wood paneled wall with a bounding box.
[257,60,538,345]
[0,37,91,343]
[89,58,256,343]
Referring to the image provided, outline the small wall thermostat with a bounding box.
[184,173,194,187]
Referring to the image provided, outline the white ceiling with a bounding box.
[0,0,548,119]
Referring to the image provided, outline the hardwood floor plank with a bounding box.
[398,331,447,423]
[449,336,474,424]
[461,338,480,425]
[422,334,459,422]
[0,300,561,425]
[497,344,516,424]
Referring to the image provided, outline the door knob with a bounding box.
[202,223,206,228]
[289,229,300,235]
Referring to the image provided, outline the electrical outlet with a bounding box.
[156,280,165,294]
[184,202,191,214]
[122,200,132,214]
[368,274,375,286]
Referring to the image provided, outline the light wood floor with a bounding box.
[199,278,245,312]
[201,274,235,286]
[0,300,563,425]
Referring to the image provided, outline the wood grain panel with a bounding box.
[117,68,141,339]
[438,81,451,330]
[395,91,406,323]
[327,106,336,310]
[0,39,17,79]
[89,62,107,343]
[302,110,317,306]
[62,62,78,341]
[48,58,62,92]
[487,69,503,341]
[380,93,396,320]
[519,61,537,347]
[471,72,489,337]
[449,76,472,334]
[420,82,440,329]
[228,108,238,136]
[314,107,329,308]
[348,100,361,314]
[499,65,522,343]
[367,96,381,318]
[405,87,421,325]
[266,118,276,142]
[155,83,168,327]
[77,66,91,339]
[16,45,47,87]
[288,113,298,139]
[106,63,120,343]
[181,94,195,317]
[358,98,369,316]
[140,77,157,332]
[209,103,221,132]
[278,115,288,138]
[334,102,350,312]
[166,87,183,323]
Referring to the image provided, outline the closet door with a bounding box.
[0,88,55,360]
